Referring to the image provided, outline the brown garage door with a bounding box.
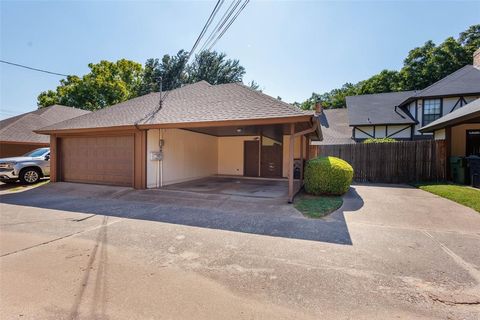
[60,135,134,187]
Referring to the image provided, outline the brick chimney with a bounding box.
[315,101,323,115]
[474,48,480,68]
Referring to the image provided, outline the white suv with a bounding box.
[0,147,50,184]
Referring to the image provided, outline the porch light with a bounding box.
[236,128,243,133]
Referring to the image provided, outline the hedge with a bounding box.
[304,156,353,195]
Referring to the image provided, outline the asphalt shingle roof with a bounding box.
[409,65,480,99]
[0,105,89,143]
[312,108,354,145]
[420,98,480,132]
[346,91,417,126]
[38,81,312,132]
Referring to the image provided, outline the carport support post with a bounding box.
[300,135,304,184]
[288,123,295,203]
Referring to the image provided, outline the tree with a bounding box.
[38,50,251,110]
[297,24,479,110]
[358,70,401,94]
[458,24,480,58]
[138,50,247,94]
[186,51,245,85]
[38,60,144,110]
[248,80,261,91]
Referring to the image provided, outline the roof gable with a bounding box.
[399,65,480,107]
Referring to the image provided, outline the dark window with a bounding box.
[423,99,442,126]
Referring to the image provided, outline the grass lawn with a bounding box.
[294,193,343,218]
[414,183,480,213]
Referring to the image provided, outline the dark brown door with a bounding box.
[467,130,480,156]
[244,140,259,177]
[261,143,282,178]
[60,135,134,187]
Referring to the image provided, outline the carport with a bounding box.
[36,81,323,203]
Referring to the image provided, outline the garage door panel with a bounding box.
[61,135,134,187]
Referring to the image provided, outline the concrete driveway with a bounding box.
[1,182,480,319]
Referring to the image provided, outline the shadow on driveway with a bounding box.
[0,183,364,245]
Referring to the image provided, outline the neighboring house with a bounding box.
[314,108,354,145]
[420,97,480,157]
[0,105,89,157]
[36,81,322,202]
[344,48,480,142]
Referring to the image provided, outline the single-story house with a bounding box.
[36,81,322,202]
[420,97,480,157]
[0,105,89,157]
[316,48,480,144]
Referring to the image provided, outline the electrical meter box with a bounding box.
[150,151,163,161]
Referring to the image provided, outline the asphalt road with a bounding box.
[1,182,479,319]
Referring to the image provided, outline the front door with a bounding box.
[466,130,480,156]
[261,143,282,178]
[244,140,259,177]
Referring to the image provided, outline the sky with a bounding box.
[1,0,479,119]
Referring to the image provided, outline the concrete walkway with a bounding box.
[1,182,479,319]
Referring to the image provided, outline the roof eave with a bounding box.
[419,111,480,133]
[35,115,315,135]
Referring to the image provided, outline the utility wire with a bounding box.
[0,59,69,77]
[136,0,224,126]
[199,0,241,53]
[208,0,249,51]
[159,0,225,106]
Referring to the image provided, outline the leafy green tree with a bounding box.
[38,60,143,110]
[358,70,401,94]
[298,24,479,110]
[458,24,480,58]
[186,51,245,85]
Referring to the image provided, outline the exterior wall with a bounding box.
[0,142,48,158]
[354,125,411,140]
[413,96,480,136]
[451,124,480,156]
[354,126,375,139]
[386,125,412,139]
[282,135,305,178]
[217,136,259,176]
[434,129,446,140]
[146,129,218,187]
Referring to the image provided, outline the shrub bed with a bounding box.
[304,156,353,195]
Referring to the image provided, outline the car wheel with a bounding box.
[20,168,41,184]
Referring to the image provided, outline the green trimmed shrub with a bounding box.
[363,137,397,144]
[304,156,353,195]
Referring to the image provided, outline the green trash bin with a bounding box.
[449,156,466,184]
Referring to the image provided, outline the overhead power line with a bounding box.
[199,0,241,52]
[137,0,225,126]
[207,0,249,51]
[160,0,225,104]
[0,59,69,77]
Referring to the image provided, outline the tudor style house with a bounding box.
[347,50,480,141]
[315,49,480,145]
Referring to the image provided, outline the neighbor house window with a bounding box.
[423,99,442,126]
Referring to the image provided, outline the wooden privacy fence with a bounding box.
[312,140,447,183]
